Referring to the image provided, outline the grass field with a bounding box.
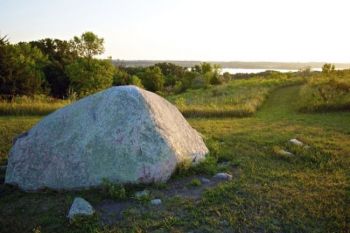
[167,74,303,117]
[0,82,349,232]
[298,72,350,112]
[0,95,71,116]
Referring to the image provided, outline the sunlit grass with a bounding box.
[1,81,349,232]
[0,116,41,165]
[168,75,304,117]
[298,72,350,112]
[0,95,70,116]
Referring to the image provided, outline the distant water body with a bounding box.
[221,68,322,74]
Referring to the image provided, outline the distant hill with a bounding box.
[113,60,350,69]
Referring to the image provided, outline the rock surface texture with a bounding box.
[5,86,208,191]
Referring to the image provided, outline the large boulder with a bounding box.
[5,86,208,191]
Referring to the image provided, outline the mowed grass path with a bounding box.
[188,85,350,232]
[0,85,349,232]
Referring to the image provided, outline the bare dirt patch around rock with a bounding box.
[95,164,239,225]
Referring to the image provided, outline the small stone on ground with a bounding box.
[200,178,211,183]
[278,149,294,156]
[213,173,232,180]
[150,199,162,205]
[290,138,304,146]
[134,190,150,199]
[67,197,94,220]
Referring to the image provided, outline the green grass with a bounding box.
[190,178,202,187]
[298,72,350,112]
[0,95,70,116]
[167,74,304,117]
[0,116,41,165]
[1,82,350,232]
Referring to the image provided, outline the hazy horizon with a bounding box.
[1,0,350,63]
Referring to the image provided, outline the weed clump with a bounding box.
[102,179,127,200]
[190,178,202,187]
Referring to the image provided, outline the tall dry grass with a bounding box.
[298,71,350,112]
[168,74,303,117]
[0,95,71,116]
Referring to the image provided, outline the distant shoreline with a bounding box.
[113,60,350,69]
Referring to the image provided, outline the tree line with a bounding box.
[0,32,229,99]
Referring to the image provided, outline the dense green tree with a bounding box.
[154,62,186,86]
[65,32,119,97]
[141,66,165,92]
[209,64,222,85]
[182,71,196,90]
[154,62,186,77]
[189,62,222,88]
[65,58,114,97]
[29,38,78,97]
[113,67,130,86]
[201,62,213,73]
[0,42,47,96]
[71,32,104,59]
[0,36,10,95]
[130,75,143,88]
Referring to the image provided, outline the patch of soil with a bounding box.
[95,165,239,225]
[156,174,221,199]
[96,200,136,225]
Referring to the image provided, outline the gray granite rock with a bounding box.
[150,199,162,205]
[200,178,211,184]
[213,173,233,181]
[67,197,94,220]
[5,86,208,191]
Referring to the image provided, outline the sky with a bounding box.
[1,0,350,62]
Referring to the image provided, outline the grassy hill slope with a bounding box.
[0,82,349,233]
